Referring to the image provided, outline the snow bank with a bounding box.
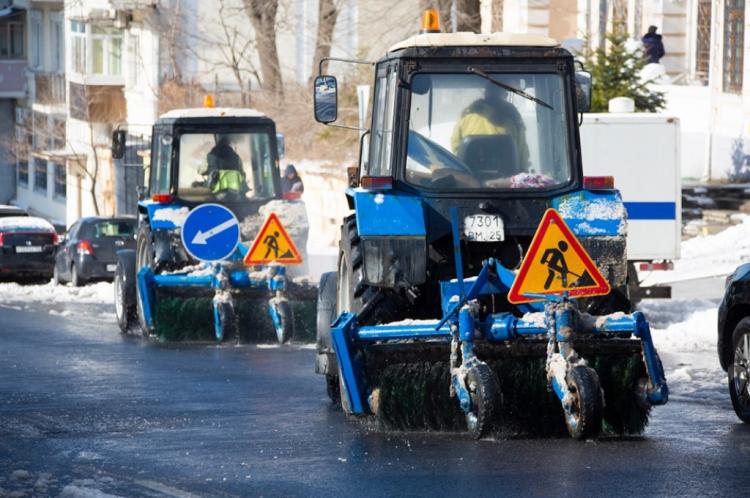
[0,216,54,231]
[641,215,750,285]
[0,281,113,306]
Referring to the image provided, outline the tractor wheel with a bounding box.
[465,363,500,439]
[337,214,407,325]
[216,299,238,343]
[135,224,154,337]
[114,261,136,333]
[564,365,603,440]
[316,271,339,402]
[271,299,294,344]
[728,318,750,423]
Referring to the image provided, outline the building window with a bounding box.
[0,21,24,58]
[128,34,140,86]
[29,10,42,69]
[51,14,63,73]
[91,25,123,76]
[33,159,48,194]
[17,160,28,186]
[53,163,66,199]
[71,20,86,73]
[695,0,712,84]
[723,0,745,94]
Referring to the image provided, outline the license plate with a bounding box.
[106,264,117,272]
[15,246,43,253]
[463,214,504,242]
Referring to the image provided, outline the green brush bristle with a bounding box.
[369,346,650,438]
[153,292,316,343]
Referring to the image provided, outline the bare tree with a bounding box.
[310,0,341,82]
[455,0,481,32]
[244,0,283,98]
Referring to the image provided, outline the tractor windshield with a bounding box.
[406,72,572,190]
[176,131,276,202]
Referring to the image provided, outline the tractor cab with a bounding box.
[114,108,286,218]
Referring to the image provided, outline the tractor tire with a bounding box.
[728,318,750,423]
[564,365,603,440]
[316,271,339,402]
[135,224,155,337]
[465,362,500,439]
[337,214,407,326]
[114,261,137,333]
[216,299,238,343]
[271,299,294,344]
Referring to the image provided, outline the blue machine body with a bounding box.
[329,207,669,431]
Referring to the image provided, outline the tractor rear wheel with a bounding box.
[565,365,603,440]
[465,363,500,439]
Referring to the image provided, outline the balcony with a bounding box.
[34,73,65,105]
[0,59,26,97]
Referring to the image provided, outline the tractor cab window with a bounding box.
[150,132,172,194]
[176,132,276,202]
[406,72,572,190]
[368,70,398,177]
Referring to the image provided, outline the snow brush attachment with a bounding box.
[137,264,316,343]
[329,259,668,440]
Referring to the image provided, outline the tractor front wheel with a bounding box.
[564,365,603,440]
[465,363,500,439]
[114,261,136,333]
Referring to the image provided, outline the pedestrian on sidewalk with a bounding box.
[642,25,665,64]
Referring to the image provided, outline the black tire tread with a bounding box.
[729,318,750,423]
[466,363,500,439]
[566,365,603,440]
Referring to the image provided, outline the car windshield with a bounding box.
[406,72,572,190]
[177,131,276,202]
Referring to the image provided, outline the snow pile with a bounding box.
[152,206,189,227]
[641,215,750,285]
[0,281,114,306]
[0,216,55,231]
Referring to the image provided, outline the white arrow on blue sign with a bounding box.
[180,203,241,262]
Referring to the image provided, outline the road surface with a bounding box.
[1,299,749,497]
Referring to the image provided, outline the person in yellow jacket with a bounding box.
[450,84,530,171]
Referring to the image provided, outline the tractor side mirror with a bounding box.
[313,75,338,124]
[276,133,285,159]
[111,129,126,160]
[575,71,592,113]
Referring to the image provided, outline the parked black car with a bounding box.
[718,262,750,423]
[53,216,137,286]
[0,216,58,281]
[0,205,28,218]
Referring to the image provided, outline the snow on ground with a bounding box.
[640,214,750,285]
[0,281,113,306]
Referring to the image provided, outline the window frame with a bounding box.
[367,65,399,177]
[33,157,48,195]
[722,0,745,94]
[53,162,66,201]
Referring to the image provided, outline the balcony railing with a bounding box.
[34,73,65,105]
[0,59,26,97]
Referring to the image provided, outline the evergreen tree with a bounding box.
[584,25,666,113]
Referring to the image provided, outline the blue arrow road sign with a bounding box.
[181,203,240,261]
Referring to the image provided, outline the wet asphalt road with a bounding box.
[1,303,750,497]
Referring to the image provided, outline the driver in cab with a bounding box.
[200,135,248,200]
[450,81,530,185]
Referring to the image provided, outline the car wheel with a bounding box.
[52,265,60,286]
[729,317,750,423]
[70,263,85,287]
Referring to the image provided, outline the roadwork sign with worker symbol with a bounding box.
[508,209,610,304]
[244,212,303,265]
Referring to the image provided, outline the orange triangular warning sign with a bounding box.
[508,209,610,304]
[244,212,303,266]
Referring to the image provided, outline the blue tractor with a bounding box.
[112,107,312,343]
[312,25,668,439]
